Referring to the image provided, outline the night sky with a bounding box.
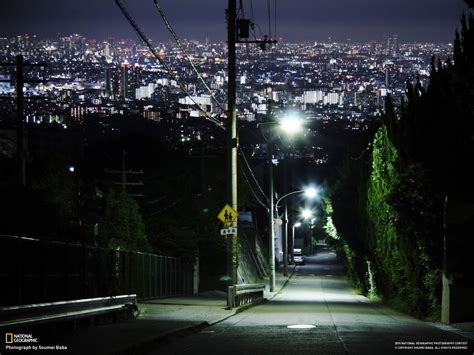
[0,0,468,43]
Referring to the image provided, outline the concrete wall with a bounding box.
[441,273,474,323]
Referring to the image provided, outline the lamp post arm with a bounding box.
[275,189,304,212]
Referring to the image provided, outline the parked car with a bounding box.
[293,248,305,265]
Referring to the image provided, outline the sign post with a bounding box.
[217,203,239,295]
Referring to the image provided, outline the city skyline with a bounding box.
[0,0,467,43]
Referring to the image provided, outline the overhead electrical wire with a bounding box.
[274,0,277,41]
[115,0,224,129]
[153,0,226,114]
[116,0,274,211]
[239,145,268,201]
[238,156,269,210]
[267,0,272,39]
[238,0,245,19]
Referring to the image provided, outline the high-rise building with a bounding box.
[391,35,399,56]
[120,63,130,99]
[103,42,111,58]
[303,90,324,104]
[110,63,143,100]
[105,66,120,98]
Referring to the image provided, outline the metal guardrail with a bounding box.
[227,283,265,308]
[0,294,137,329]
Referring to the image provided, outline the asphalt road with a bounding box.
[148,246,472,354]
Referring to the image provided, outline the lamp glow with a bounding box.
[304,187,318,199]
[301,208,313,219]
[280,114,303,134]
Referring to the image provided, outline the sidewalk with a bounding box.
[54,270,293,355]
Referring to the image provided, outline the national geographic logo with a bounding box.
[3,332,68,352]
[4,333,39,343]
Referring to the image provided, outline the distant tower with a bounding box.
[383,60,394,90]
[392,35,399,56]
[133,65,142,88]
[385,36,392,56]
[370,41,376,55]
[103,42,111,58]
[105,66,120,98]
[120,63,131,99]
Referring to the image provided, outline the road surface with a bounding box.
[148,246,472,354]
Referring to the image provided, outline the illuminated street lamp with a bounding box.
[273,186,319,279]
[259,111,306,291]
[301,208,313,220]
[290,222,301,264]
[279,112,304,135]
[275,186,319,211]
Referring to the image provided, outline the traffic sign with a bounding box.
[220,228,238,235]
[217,204,238,226]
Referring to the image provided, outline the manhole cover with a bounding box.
[287,324,316,329]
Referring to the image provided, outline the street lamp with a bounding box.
[258,112,306,291]
[301,208,313,220]
[279,112,304,135]
[273,186,319,281]
[291,222,301,264]
[275,187,320,212]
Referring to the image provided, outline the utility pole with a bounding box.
[105,150,144,197]
[227,0,239,287]
[226,0,277,292]
[283,156,288,276]
[0,55,47,186]
[268,142,276,291]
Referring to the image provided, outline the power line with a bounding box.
[239,145,268,201]
[248,0,257,40]
[238,156,268,209]
[274,0,277,40]
[267,0,272,39]
[153,0,226,114]
[115,0,225,129]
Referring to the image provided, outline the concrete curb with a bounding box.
[266,265,296,301]
[114,321,210,355]
[114,308,240,354]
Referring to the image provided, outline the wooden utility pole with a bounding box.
[226,1,277,295]
[227,0,239,288]
[105,150,144,197]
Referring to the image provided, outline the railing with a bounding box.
[0,294,137,329]
[0,234,194,306]
[227,283,265,308]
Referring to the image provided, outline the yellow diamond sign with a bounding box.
[217,204,238,227]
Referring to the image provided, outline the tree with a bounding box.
[99,189,149,251]
[329,1,474,318]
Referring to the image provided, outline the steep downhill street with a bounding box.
[150,246,473,354]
